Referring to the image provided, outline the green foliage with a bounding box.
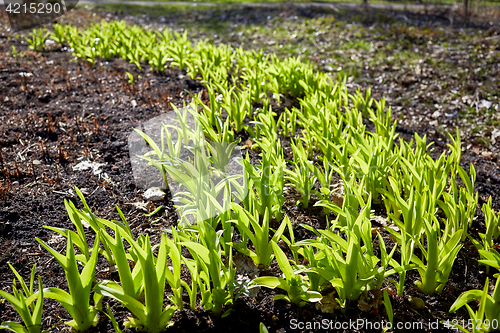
[385,188,425,296]
[95,233,177,332]
[230,205,288,269]
[50,24,66,45]
[252,241,322,307]
[125,71,135,86]
[11,46,19,59]
[36,233,102,332]
[383,289,393,331]
[0,264,43,333]
[180,223,237,316]
[472,197,500,272]
[296,209,400,311]
[104,304,123,333]
[450,277,500,333]
[135,105,244,226]
[26,28,48,51]
[48,187,119,266]
[100,229,143,301]
[10,18,492,327]
[284,140,316,209]
[412,215,463,294]
[278,107,298,137]
[243,152,285,220]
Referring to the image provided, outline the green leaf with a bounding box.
[180,241,211,264]
[252,276,282,289]
[450,289,485,313]
[94,282,148,324]
[145,206,162,217]
[300,291,323,303]
[0,321,29,333]
[271,241,294,281]
[134,128,163,158]
[383,289,393,325]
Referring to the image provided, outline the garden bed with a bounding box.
[1,4,500,333]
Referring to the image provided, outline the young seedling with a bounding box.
[385,188,426,296]
[284,157,316,209]
[229,205,288,270]
[252,241,322,307]
[412,215,463,294]
[471,197,500,255]
[0,264,43,333]
[26,28,48,52]
[180,228,237,316]
[450,277,500,333]
[36,233,102,332]
[95,233,177,332]
[297,213,401,312]
[50,24,66,46]
[243,152,284,220]
[125,71,135,86]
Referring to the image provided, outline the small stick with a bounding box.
[57,144,67,161]
[0,147,4,172]
[92,116,99,132]
[38,139,46,156]
[46,115,56,135]
[55,163,62,183]
[66,73,71,90]
[82,145,89,159]
[84,135,91,158]
[1,179,11,201]
[13,159,20,179]
[30,159,36,181]
[74,116,80,134]
[3,167,10,179]
[67,128,75,145]
[42,172,54,186]
[62,113,71,125]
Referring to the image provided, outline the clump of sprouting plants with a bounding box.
[0,20,498,333]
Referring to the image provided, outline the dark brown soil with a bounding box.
[1,6,500,333]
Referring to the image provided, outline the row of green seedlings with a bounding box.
[0,88,460,332]
[137,89,500,331]
[28,21,321,106]
[3,94,500,332]
[448,195,500,333]
[0,181,387,333]
[22,20,500,332]
[285,79,500,332]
